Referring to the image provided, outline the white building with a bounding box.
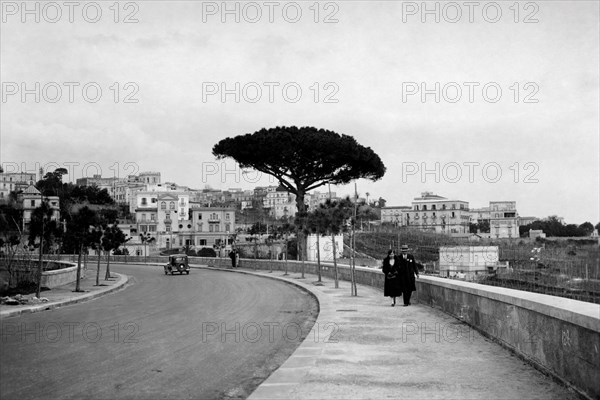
[408,192,471,234]
[489,201,519,238]
[439,246,504,279]
[0,172,37,202]
[306,234,344,262]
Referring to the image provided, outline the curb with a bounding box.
[0,273,130,319]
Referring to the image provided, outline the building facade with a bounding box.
[489,201,519,238]
[19,185,60,232]
[0,172,37,202]
[381,206,412,225]
[409,192,470,234]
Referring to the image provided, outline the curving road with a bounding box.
[0,264,319,400]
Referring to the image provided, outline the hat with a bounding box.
[400,245,410,251]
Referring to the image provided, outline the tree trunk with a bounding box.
[316,234,322,282]
[105,250,111,280]
[75,243,83,292]
[36,233,43,298]
[331,232,339,288]
[95,247,101,286]
[284,236,289,275]
[294,188,307,262]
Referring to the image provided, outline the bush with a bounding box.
[197,247,217,257]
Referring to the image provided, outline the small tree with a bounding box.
[306,207,330,283]
[102,224,127,280]
[28,201,61,297]
[319,197,354,289]
[67,207,100,292]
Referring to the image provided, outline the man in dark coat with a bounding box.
[382,249,402,306]
[398,244,419,306]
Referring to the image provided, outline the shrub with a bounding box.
[197,247,217,257]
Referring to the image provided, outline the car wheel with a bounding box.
[186,271,189,275]
[180,271,183,275]
[164,270,168,275]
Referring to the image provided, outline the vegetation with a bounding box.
[519,216,596,237]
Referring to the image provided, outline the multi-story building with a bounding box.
[131,171,161,185]
[469,207,491,225]
[263,185,297,219]
[19,185,60,232]
[166,206,236,252]
[409,192,470,234]
[305,190,339,211]
[75,174,119,194]
[0,172,37,202]
[489,201,519,238]
[381,206,412,225]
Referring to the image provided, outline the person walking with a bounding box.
[382,249,402,306]
[229,248,238,268]
[398,244,419,306]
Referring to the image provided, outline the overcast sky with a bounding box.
[1,1,598,224]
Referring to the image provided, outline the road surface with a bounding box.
[0,264,318,399]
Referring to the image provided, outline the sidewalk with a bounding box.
[238,268,581,400]
[0,272,129,319]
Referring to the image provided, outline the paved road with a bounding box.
[0,265,319,400]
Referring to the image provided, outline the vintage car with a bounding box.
[164,254,190,275]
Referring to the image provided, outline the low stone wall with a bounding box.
[0,259,79,291]
[40,263,78,289]
[415,276,599,400]
[55,254,599,398]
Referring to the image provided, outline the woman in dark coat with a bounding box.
[382,249,402,306]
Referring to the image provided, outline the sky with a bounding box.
[1,0,598,224]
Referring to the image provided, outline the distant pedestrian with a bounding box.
[398,244,419,306]
[382,249,402,306]
[229,249,238,268]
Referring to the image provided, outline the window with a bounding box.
[209,225,214,232]
[170,201,175,210]
[423,205,427,211]
[151,214,156,221]
[214,225,220,232]
[198,222,203,231]
[432,205,436,210]
[442,204,446,210]
[151,198,157,203]
[225,223,230,232]
[198,214,202,220]
[161,202,166,210]
[199,239,207,246]
[142,214,147,222]
[225,213,230,221]
[141,198,147,205]
[166,226,171,232]
[415,205,419,210]
[30,200,35,207]
[149,225,156,232]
